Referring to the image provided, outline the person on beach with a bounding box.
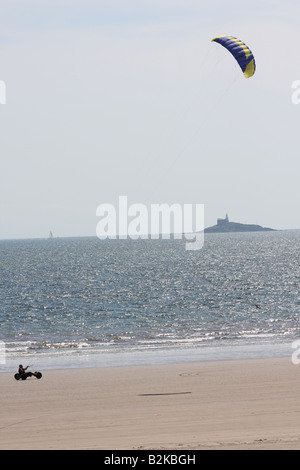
[18,364,38,378]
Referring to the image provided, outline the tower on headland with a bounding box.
[205,214,275,233]
[217,214,229,226]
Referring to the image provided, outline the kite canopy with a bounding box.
[211,35,256,78]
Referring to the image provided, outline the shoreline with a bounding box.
[1,355,300,450]
[1,339,293,373]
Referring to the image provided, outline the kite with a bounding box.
[212,36,256,78]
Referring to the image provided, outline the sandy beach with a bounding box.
[1,356,300,450]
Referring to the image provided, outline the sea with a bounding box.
[0,230,299,372]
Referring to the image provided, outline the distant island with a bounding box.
[205,214,275,233]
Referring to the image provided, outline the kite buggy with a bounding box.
[14,364,42,381]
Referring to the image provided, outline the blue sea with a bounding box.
[0,231,299,372]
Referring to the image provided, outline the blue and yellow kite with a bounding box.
[212,36,256,78]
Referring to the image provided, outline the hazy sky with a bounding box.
[1,0,300,239]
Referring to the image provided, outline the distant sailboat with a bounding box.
[48,230,54,239]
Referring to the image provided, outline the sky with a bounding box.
[0,0,300,239]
